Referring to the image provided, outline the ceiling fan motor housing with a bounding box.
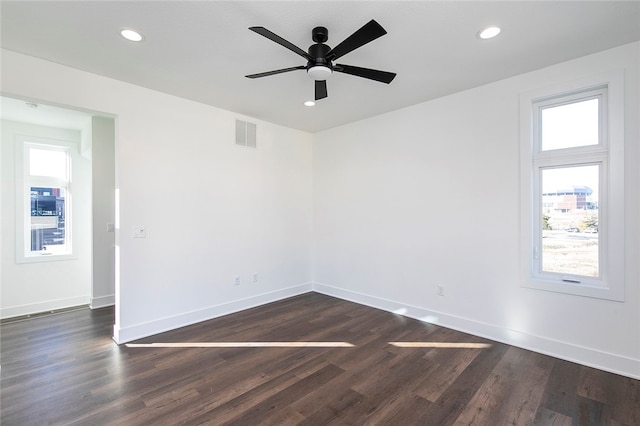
[307,29,332,80]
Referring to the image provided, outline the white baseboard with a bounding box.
[90,294,115,309]
[0,296,90,319]
[113,283,313,344]
[312,282,640,380]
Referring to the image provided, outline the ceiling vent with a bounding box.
[235,119,256,148]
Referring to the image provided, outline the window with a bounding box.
[520,72,624,301]
[16,137,75,262]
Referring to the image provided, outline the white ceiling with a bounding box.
[1,1,639,133]
[1,96,92,131]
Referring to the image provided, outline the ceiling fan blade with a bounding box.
[249,27,312,61]
[334,64,396,84]
[326,20,387,61]
[246,66,305,79]
[315,80,328,100]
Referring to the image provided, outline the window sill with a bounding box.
[522,277,624,302]
[16,253,77,264]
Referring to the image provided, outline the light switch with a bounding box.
[133,226,146,238]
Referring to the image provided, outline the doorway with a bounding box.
[0,96,116,318]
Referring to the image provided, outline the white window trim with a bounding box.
[15,135,78,263]
[519,70,625,301]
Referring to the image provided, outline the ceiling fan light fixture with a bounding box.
[307,65,332,81]
[478,26,501,40]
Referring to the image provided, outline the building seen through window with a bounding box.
[30,187,66,252]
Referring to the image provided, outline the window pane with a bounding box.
[541,165,599,277]
[29,148,67,179]
[541,98,599,151]
[30,187,67,253]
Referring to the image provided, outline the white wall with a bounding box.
[1,49,313,342]
[91,116,116,308]
[1,120,92,316]
[2,43,637,378]
[312,42,640,378]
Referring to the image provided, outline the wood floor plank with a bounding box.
[575,394,605,426]
[533,407,573,426]
[615,376,640,425]
[414,348,484,403]
[537,358,582,418]
[367,392,433,425]
[355,352,436,423]
[288,339,396,420]
[2,293,639,425]
[212,363,346,425]
[415,340,512,425]
[453,347,553,425]
[296,388,370,425]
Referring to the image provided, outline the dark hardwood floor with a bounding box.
[1,292,639,425]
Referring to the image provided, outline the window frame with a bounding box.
[519,71,625,301]
[15,135,77,263]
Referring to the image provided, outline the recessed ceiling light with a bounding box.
[304,101,316,107]
[120,28,143,42]
[478,26,501,40]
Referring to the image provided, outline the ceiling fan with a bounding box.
[245,19,396,101]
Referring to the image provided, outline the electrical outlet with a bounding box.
[252,273,258,283]
[437,285,444,296]
[234,275,241,286]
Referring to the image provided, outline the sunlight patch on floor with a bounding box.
[126,341,355,348]
[389,342,492,349]
[126,341,492,349]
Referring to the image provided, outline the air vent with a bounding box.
[235,119,256,148]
